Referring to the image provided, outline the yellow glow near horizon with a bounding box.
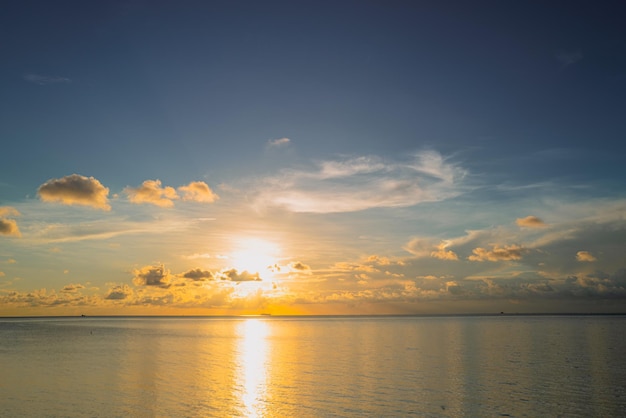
[229,238,282,279]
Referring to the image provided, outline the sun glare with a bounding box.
[229,238,282,278]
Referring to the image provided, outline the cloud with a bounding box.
[404,238,458,260]
[516,216,547,228]
[38,174,111,210]
[182,268,214,281]
[125,179,179,207]
[61,284,85,293]
[219,268,261,282]
[431,241,459,261]
[256,150,466,213]
[178,181,219,203]
[0,207,21,237]
[23,73,71,85]
[557,51,583,67]
[132,265,171,287]
[0,207,20,217]
[291,261,311,271]
[106,284,133,300]
[468,245,526,262]
[267,137,291,147]
[576,251,597,262]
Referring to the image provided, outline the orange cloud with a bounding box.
[576,251,597,262]
[468,244,526,262]
[38,174,110,210]
[431,242,459,260]
[0,207,20,217]
[125,180,179,207]
[0,207,21,237]
[516,215,547,228]
[178,181,219,203]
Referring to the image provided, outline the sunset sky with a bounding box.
[1,0,625,315]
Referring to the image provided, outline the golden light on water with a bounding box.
[237,319,270,417]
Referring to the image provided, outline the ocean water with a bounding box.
[1,316,625,417]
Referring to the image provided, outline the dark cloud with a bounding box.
[291,261,310,271]
[132,265,171,287]
[0,218,21,237]
[105,285,131,300]
[182,268,213,281]
[61,284,85,293]
[220,269,261,282]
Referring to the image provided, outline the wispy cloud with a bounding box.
[267,137,291,147]
[516,215,547,228]
[23,73,71,85]
[255,150,467,213]
[38,174,111,210]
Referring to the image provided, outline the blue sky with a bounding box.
[1,1,625,315]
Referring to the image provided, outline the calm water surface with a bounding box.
[1,316,625,417]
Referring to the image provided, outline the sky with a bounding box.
[1,0,625,316]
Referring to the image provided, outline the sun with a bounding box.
[229,237,282,278]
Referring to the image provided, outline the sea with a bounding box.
[1,315,625,417]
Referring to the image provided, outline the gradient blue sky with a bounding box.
[1,0,625,315]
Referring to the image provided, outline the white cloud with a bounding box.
[267,137,291,147]
[255,150,466,213]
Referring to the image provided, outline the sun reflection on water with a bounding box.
[237,319,270,417]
